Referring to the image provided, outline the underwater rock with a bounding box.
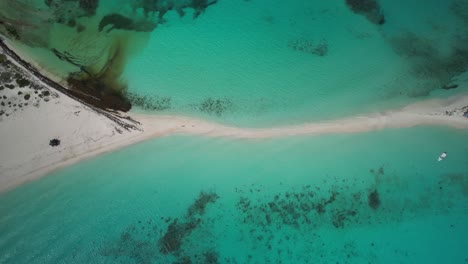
[345,0,385,25]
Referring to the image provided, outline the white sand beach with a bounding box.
[1,43,468,193]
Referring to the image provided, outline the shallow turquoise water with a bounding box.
[1,1,468,263]
[123,0,468,126]
[3,0,467,126]
[1,127,467,263]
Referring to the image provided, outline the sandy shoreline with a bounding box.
[2,92,467,193]
[1,43,468,193]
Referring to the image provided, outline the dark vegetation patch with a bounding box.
[0,54,6,64]
[16,78,30,87]
[66,76,131,111]
[451,0,468,24]
[44,0,99,28]
[99,0,219,33]
[2,0,220,115]
[160,191,219,254]
[99,220,159,264]
[48,37,131,112]
[98,14,157,33]
[126,92,171,111]
[0,72,12,83]
[187,191,220,217]
[0,50,57,117]
[132,0,218,19]
[391,33,437,59]
[370,165,384,176]
[78,0,99,16]
[390,32,468,95]
[159,218,200,254]
[332,209,357,228]
[237,185,349,230]
[50,47,132,111]
[198,97,233,116]
[49,138,60,146]
[5,25,20,40]
[442,84,458,90]
[173,256,192,264]
[232,177,403,262]
[1,42,139,129]
[288,39,328,56]
[203,251,219,264]
[100,191,220,263]
[443,173,468,197]
[368,189,380,209]
[345,0,385,25]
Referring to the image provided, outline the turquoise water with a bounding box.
[2,0,467,126]
[1,1,468,263]
[1,127,467,263]
[123,0,468,126]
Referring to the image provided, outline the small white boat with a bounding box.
[438,152,447,161]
